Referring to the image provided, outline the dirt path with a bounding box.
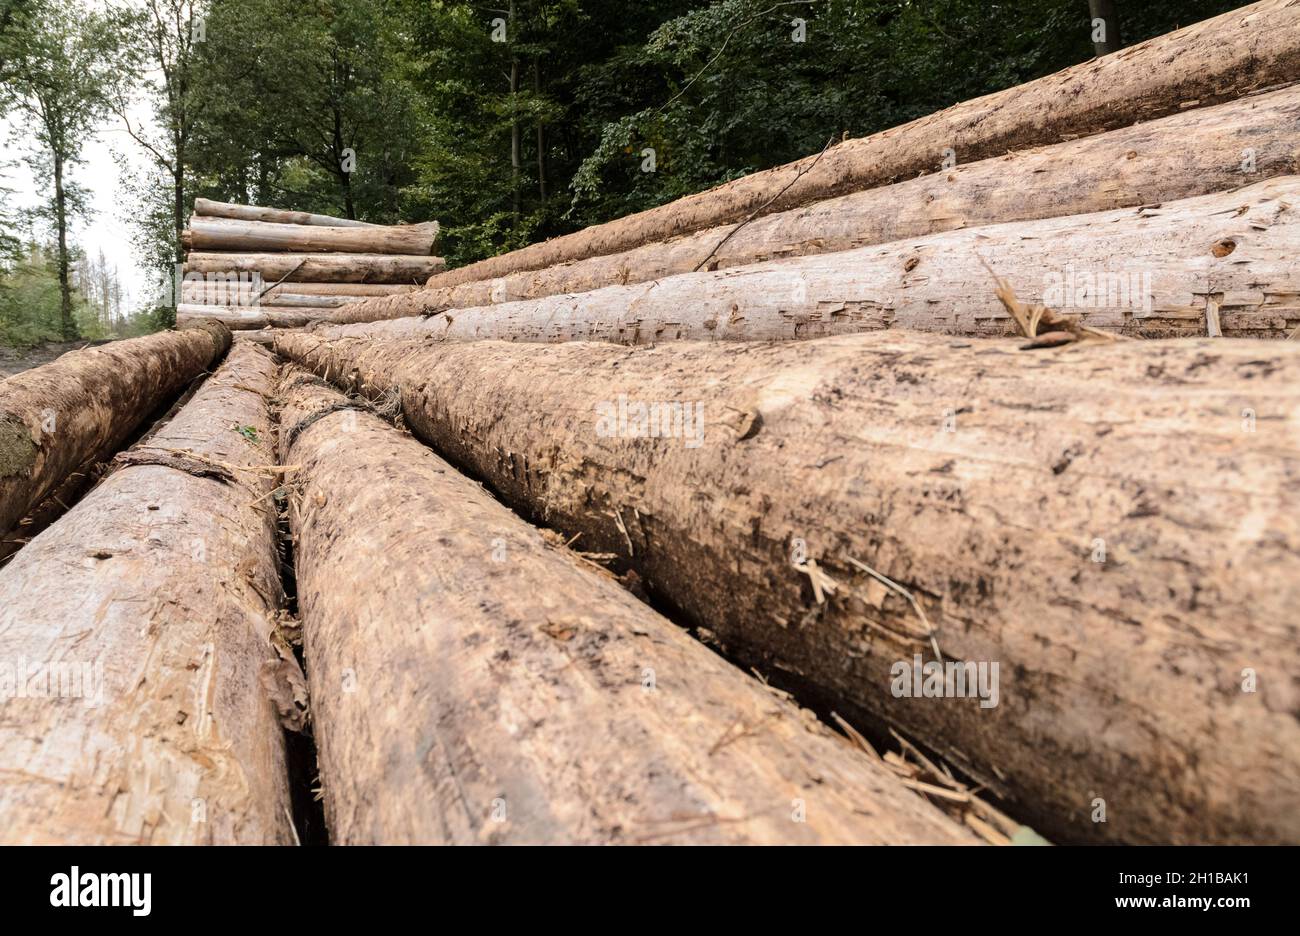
[0,340,112,378]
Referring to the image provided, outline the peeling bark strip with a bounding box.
[183,217,440,256]
[0,323,230,539]
[422,0,1300,291]
[182,252,445,284]
[403,85,1300,310]
[0,344,295,844]
[275,331,1300,845]
[193,197,379,228]
[277,373,975,845]
[317,178,1300,340]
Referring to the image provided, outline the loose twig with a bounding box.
[694,134,835,273]
[843,554,943,662]
[255,260,307,303]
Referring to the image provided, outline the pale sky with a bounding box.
[2,0,157,313]
[1,100,156,312]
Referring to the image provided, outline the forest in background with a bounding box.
[0,0,1242,345]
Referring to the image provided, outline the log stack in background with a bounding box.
[177,199,441,334]
[3,1,1298,847]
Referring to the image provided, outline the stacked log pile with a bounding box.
[3,1,1297,846]
[176,199,440,334]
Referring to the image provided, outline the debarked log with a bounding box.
[0,343,297,844]
[275,329,1300,845]
[0,324,230,537]
[315,177,1300,340]
[277,371,978,845]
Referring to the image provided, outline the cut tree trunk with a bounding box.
[0,343,296,844]
[0,375,205,564]
[193,197,378,228]
[234,329,298,347]
[421,0,1300,290]
[183,252,445,284]
[277,371,977,846]
[180,291,358,309]
[0,459,97,564]
[177,305,319,330]
[181,281,414,305]
[183,216,440,256]
[0,324,230,537]
[263,282,417,297]
[318,177,1300,340]
[408,86,1300,310]
[275,330,1300,846]
[237,294,358,309]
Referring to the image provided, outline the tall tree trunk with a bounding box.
[534,58,546,203]
[332,93,355,220]
[341,170,354,221]
[510,60,520,219]
[172,149,185,267]
[1089,0,1122,55]
[52,152,74,341]
[509,0,520,220]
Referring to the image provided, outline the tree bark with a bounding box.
[509,0,520,221]
[1089,0,1123,56]
[401,86,1300,311]
[182,252,445,284]
[274,329,1300,845]
[52,152,75,342]
[0,373,206,565]
[0,324,230,538]
[263,282,416,296]
[181,280,417,304]
[316,177,1300,341]
[182,216,439,255]
[179,291,359,309]
[0,343,296,844]
[177,305,319,330]
[193,198,379,227]
[276,371,976,846]
[535,57,546,203]
[423,0,1300,292]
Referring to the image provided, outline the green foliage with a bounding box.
[0,0,120,340]
[4,0,1251,350]
[0,244,73,347]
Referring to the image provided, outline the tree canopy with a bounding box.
[0,0,1246,341]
